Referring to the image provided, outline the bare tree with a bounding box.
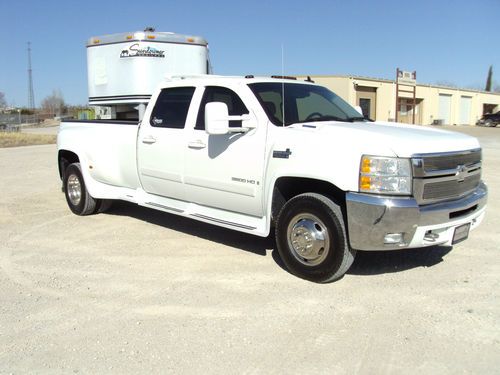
[435,81,457,88]
[41,89,66,117]
[465,84,483,91]
[0,92,6,109]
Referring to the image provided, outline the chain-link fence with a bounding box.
[0,114,41,131]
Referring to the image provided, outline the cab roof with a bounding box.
[161,75,317,88]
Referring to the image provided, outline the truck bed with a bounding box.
[58,119,141,190]
[63,119,139,126]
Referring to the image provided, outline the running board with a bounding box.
[144,201,184,213]
[137,189,269,236]
[190,213,257,230]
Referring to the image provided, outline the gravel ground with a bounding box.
[0,125,499,374]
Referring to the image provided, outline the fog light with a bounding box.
[384,233,404,244]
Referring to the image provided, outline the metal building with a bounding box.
[297,75,500,126]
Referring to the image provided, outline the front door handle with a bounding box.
[188,140,206,149]
[142,136,157,144]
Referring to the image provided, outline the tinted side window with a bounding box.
[195,86,249,130]
[150,87,195,128]
[296,92,336,120]
[259,91,283,124]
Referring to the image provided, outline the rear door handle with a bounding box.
[188,140,206,149]
[142,136,157,144]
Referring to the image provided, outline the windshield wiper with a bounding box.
[293,115,370,125]
[345,116,368,122]
[301,115,348,123]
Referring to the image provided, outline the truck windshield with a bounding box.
[249,82,365,126]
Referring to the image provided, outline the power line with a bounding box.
[27,42,35,109]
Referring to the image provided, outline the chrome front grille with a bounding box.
[421,149,482,173]
[412,149,482,204]
[422,173,481,200]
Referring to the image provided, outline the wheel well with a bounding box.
[271,177,346,222]
[58,150,79,180]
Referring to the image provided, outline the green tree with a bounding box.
[485,65,493,91]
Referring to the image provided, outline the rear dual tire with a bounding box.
[64,163,112,215]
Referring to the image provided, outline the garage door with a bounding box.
[439,94,452,125]
[460,96,472,125]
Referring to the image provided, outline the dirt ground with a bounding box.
[1,125,499,374]
[20,123,59,135]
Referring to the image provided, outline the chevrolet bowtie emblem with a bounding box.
[456,165,467,182]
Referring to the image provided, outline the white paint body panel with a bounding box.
[58,76,482,238]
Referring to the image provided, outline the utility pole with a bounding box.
[27,42,35,110]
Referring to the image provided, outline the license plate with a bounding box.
[452,223,470,245]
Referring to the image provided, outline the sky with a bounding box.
[0,0,498,107]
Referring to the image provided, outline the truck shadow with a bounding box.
[270,245,453,277]
[107,201,273,257]
[107,201,453,277]
[347,246,453,276]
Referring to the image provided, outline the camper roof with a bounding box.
[87,30,208,47]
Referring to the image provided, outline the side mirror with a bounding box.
[205,102,229,135]
[205,102,254,134]
[354,105,363,115]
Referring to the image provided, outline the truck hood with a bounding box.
[288,121,480,157]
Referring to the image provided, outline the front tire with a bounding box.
[64,163,98,216]
[275,193,356,283]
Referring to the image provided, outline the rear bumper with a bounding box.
[346,181,487,250]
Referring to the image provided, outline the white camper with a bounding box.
[86,28,210,119]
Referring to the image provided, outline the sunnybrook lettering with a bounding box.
[120,44,165,58]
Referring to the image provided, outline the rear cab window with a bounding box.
[150,87,196,128]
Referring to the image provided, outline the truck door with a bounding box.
[184,85,266,217]
[137,86,196,200]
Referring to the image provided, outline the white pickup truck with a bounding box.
[57,75,487,282]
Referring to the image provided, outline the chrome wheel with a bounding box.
[286,213,330,266]
[67,174,82,206]
[64,163,98,216]
[276,193,356,282]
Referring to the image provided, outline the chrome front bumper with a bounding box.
[346,181,487,251]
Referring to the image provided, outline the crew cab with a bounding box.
[57,76,487,282]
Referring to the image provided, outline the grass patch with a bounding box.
[0,132,56,148]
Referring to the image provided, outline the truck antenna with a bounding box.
[281,44,285,127]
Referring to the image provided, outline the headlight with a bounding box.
[359,155,412,195]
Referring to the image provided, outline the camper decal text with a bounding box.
[120,44,165,58]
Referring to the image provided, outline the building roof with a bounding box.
[297,74,500,96]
